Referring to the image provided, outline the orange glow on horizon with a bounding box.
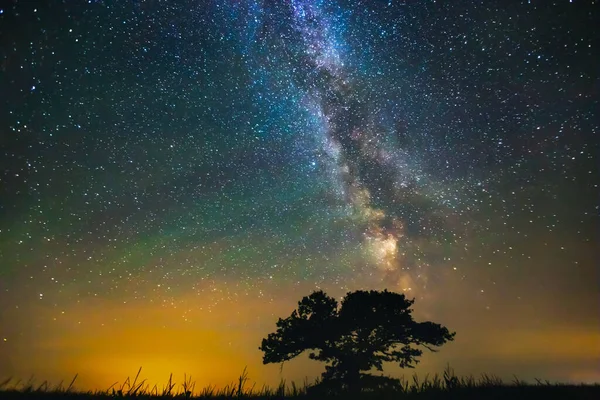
[3,286,599,391]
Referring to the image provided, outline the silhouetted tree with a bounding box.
[259,289,455,391]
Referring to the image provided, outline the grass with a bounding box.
[0,366,598,400]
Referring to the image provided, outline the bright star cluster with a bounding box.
[0,0,598,389]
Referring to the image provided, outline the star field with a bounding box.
[0,0,598,389]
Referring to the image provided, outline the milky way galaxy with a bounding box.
[0,0,598,389]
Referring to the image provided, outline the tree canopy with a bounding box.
[259,289,455,389]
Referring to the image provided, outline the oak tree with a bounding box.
[259,290,455,390]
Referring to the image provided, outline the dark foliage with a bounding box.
[1,367,599,399]
[260,289,455,389]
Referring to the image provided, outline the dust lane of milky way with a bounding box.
[0,0,598,389]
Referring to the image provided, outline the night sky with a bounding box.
[0,0,598,390]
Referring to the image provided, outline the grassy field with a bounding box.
[1,367,598,400]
